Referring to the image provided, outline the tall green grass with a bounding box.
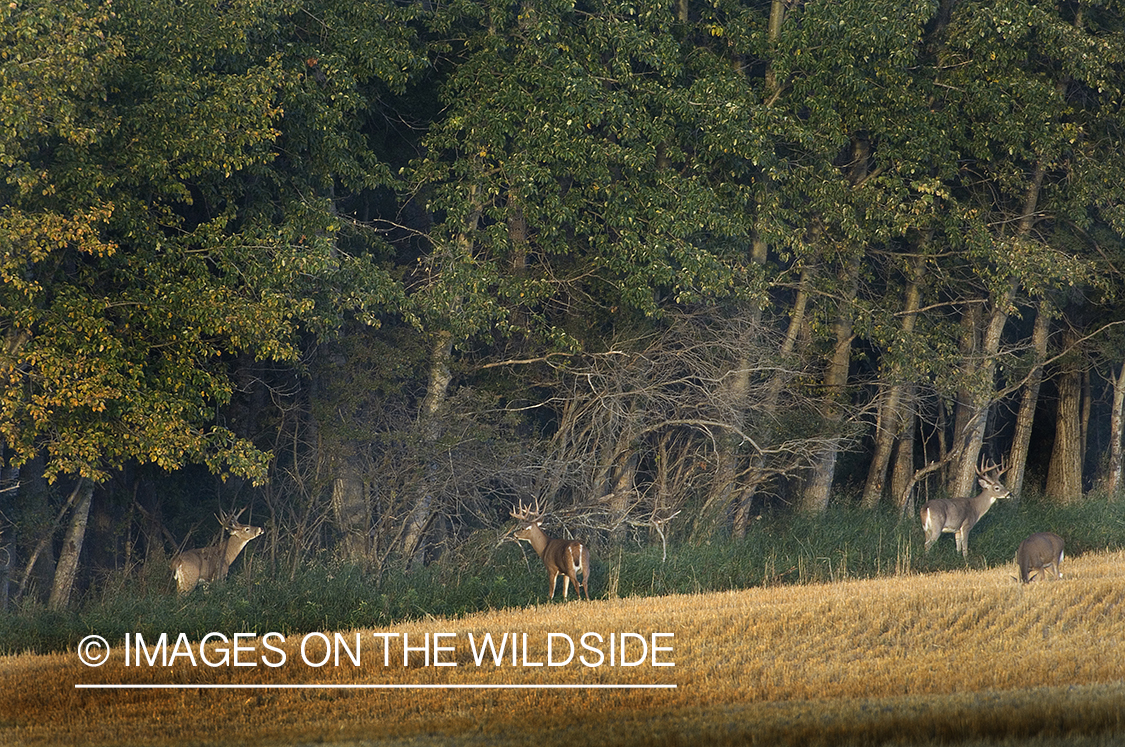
[3,493,1123,656]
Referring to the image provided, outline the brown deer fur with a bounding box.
[510,501,590,601]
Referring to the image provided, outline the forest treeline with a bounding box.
[2,0,1125,609]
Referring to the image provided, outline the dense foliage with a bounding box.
[2,0,1125,610]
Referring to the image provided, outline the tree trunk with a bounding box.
[332,461,370,563]
[950,294,1013,498]
[1105,361,1125,499]
[949,302,993,498]
[862,385,898,508]
[401,172,483,568]
[727,0,788,532]
[603,447,638,535]
[1080,368,1091,476]
[506,192,530,339]
[801,256,859,514]
[802,447,839,514]
[0,523,10,612]
[48,480,93,611]
[419,330,454,422]
[1045,339,1083,503]
[764,0,786,102]
[16,468,72,604]
[862,254,925,508]
[402,337,451,569]
[950,302,981,488]
[889,384,917,512]
[726,264,810,536]
[949,162,1045,498]
[653,430,678,521]
[703,315,753,536]
[402,321,455,568]
[712,240,767,540]
[1007,298,1050,500]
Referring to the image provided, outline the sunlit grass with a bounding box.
[2,550,1124,745]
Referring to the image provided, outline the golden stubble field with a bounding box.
[2,551,1124,747]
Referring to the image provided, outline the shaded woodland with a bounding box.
[3,0,1125,609]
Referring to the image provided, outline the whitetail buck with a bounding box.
[1015,532,1065,583]
[920,460,1011,559]
[172,508,263,594]
[509,500,590,601]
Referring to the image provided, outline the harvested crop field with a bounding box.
[2,551,1124,746]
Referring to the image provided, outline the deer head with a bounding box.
[976,459,1011,498]
[508,499,546,543]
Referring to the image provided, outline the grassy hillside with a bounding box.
[7,494,1124,658]
[1,550,1123,746]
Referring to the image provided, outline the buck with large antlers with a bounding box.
[509,500,590,601]
[1015,532,1065,583]
[921,460,1011,559]
[172,508,263,594]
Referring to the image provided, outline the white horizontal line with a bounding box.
[76,683,677,690]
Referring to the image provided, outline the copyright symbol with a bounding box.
[78,635,110,667]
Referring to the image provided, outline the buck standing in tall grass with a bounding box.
[172,508,263,593]
[921,460,1011,558]
[509,500,590,600]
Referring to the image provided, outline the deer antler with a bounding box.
[510,499,543,523]
[217,507,248,530]
[977,459,1006,478]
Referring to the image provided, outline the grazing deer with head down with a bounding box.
[509,500,590,601]
[1015,532,1065,583]
[172,508,262,594]
[921,460,1010,558]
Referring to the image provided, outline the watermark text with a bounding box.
[89,630,674,670]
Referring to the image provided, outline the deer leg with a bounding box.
[563,548,580,600]
[547,570,559,599]
[580,547,591,599]
[566,568,581,600]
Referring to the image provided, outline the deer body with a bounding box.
[172,509,262,594]
[920,462,1010,558]
[1016,532,1064,583]
[510,502,590,600]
